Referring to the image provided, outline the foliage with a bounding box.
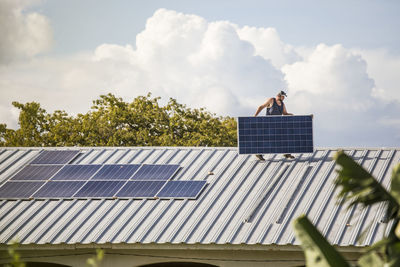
[86,249,104,267]
[0,93,237,147]
[4,242,25,267]
[293,150,400,266]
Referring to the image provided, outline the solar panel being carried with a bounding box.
[237,115,313,155]
[30,150,79,164]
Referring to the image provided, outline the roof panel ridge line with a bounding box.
[364,149,397,245]
[242,162,295,244]
[252,163,300,244]
[243,160,287,225]
[225,156,282,243]
[205,159,262,243]
[321,149,364,242]
[127,150,143,164]
[152,200,190,243]
[109,200,147,243]
[348,149,391,245]
[20,200,64,244]
[214,157,276,244]
[164,149,181,165]
[151,149,169,164]
[88,150,107,164]
[121,200,164,243]
[207,149,231,177]
[166,152,240,243]
[4,200,52,244]
[32,200,79,243]
[183,155,251,244]
[271,153,326,244]
[0,200,39,238]
[308,151,341,232]
[334,150,382,245]
[0,200,22,224]
[137,200,176,242]
[77,200,118,243]
[283,150,335,243]
[114,149,131,164]
[174,150,206,180]
[48,200,92,244]
[139,149,157,165]
[74,149,94,164]
[272,162,310,224]
[95,199,135,243]
[186,149,218,181]
[100,149,120,164]
[0,150,32,180]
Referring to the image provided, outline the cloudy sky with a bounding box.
[0,0,399,147]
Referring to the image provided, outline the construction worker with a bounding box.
[254,90,294,160]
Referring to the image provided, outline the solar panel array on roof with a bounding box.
[30,150,80,164]
[157,181,207,199]
[237,115,314,154]
[131,164,180,180]
[51,165,102,180]
[0,152,206,200]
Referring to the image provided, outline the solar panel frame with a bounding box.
[237,115,314,155]
[30,150,80,164]
[10,165,63,181]
[51,165,102,181]
[33,181,86,198]
[131,164,181,181]
[74,181,126,198]
[116,181,166,198]
[91,164,141,180]
[156,180,207,199]
[0,181,45,199]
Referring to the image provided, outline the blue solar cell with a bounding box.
[156,181,207,199]
[51,165,102,180]
[116,181,166,198]
[91,164,141,180]
[0,181,45,198]
[74,181,125,198]
[33,181,86,198]
[10,165,63,181]
[237,115,314,155]
[30,150,79,164]
[131,164,180,180]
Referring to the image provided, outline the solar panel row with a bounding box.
[10,164,180,181]
[0,180,207,199]
[237,115,314,154]
[30,150,80,165]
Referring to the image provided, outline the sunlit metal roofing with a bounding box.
[0,147,399,247]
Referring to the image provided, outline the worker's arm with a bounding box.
[282,103,293,115]
[254,98,273,116]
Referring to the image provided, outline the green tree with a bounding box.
[0,93,237,147]
[293,150,400,267]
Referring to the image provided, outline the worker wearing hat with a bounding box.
[254,90,294,160]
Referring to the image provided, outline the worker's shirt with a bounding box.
[266,98,284,115]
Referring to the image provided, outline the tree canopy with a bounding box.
[0,94,237,147]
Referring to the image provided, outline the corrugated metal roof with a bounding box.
[0,147,399,247]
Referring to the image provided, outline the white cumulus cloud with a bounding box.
[0,0,53,64]
[1,8,400,146]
